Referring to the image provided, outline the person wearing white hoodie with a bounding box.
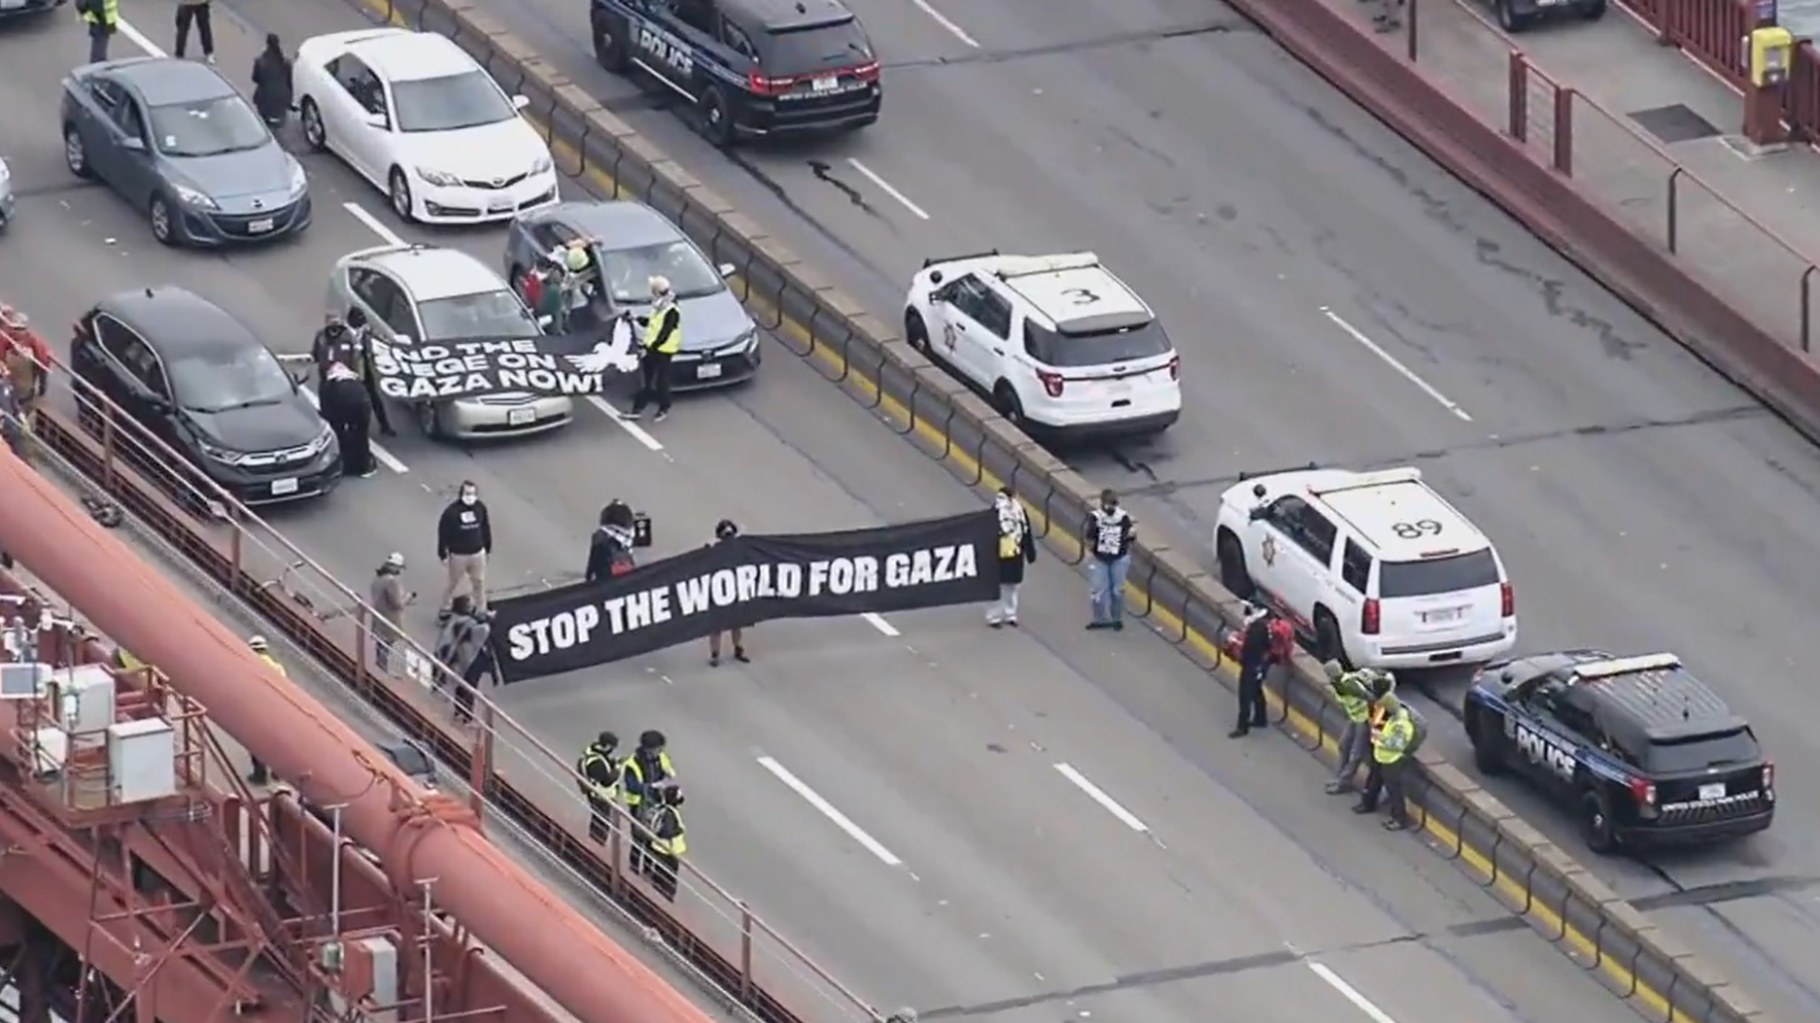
[987,487,1037,628]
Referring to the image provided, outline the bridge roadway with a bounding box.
[244,0,1820,1014]
[5,7,1650,1023]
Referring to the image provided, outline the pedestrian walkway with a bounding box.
[1309,0,1820,355]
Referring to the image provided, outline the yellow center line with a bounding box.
[346,2,1686,1015]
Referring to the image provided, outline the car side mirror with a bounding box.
[364,111,388,130]
[718,263,735,278]
[120,137,146,153]
[512,95,531,110]
[1247,506,1268,522]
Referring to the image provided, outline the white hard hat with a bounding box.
[648,275,673,298]
[247,635,269,652]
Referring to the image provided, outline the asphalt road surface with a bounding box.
[0,6,1751,1023]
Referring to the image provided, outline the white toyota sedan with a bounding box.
[294,28,558,225]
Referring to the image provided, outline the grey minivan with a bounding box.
[61,57,311,247]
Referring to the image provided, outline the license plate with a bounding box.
[507,407,536,425]
[812,76,839,92]
[489,202,515,213]
[246,218,275,234]
[271,478,299,496]
[696,362,724,380]
[1699,782,1727,801]
[1422,608,1462,623]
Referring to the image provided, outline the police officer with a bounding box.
[1324,662,1381,794]
[78,0,121,63]
[247,635,287,785]
[313,316,389,477]
[1230,605,1275,738]
[625,276,681,423]
[623,729,676,874]
[644,784,687,901]
[576,731,624,845]
[1355,694,1417,830]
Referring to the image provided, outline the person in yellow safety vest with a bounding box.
[1354,695,1415,831]
[644,784,687,902]
[77,0,121,64]
[247,635,286,786]
[623,729,676,874]
[625,276,681,423]
[575,731,624,846]
[1326,665,1396,794]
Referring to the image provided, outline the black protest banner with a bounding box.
[369,321,639,401]
[490,510,1000,682]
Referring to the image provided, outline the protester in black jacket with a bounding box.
[585,501,638,582]
[251,34,294,129]
[437,481,492,614]
[707,519,748,667]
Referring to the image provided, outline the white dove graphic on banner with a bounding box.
[565,316,642,375]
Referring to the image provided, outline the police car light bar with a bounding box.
[1572,653,1682,680]
[994,252,1103,278]
[1309,467,1424,495]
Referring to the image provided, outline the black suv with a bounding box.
[589,0,881,146]
[1464,651,1773,854]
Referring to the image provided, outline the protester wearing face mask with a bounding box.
[987,488,1037,628]
[586,501,639,582]
[707,519,749,666]
[437,481,492,614]
[1086,489,1135,630]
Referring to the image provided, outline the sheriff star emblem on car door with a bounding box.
[942,322,958,351]
[1261,534,1278,566]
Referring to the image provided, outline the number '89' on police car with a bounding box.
[1465,651,1773,854]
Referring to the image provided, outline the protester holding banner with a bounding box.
[585,502,639,582]
[987,488,1037,629]
[342,308,394,436]
[437,481,493,614]
[625,276,682,423]
[432,595,492,726]
[707,519,749,665]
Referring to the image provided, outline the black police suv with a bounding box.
[71,287,341,509]
[589,0,881,147]
[1464,651,1772,854]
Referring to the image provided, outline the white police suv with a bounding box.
[1214,467,1517,670]
[904,251,1181,439]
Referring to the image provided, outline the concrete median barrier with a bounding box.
[10,0,1783,1021]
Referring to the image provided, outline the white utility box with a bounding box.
[0,662,50,700]
[25,727,68,779]
[55,664,117,754]
[108,718,176,803]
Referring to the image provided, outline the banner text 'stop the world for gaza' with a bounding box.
[506,545,979,659]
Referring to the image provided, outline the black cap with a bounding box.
[596,731,619,749]
[346,307,368,329]
[715,519,738,540]
[639,729,665,749]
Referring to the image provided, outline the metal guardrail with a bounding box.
[8,349,877,1023]
[6,0,1775,1022]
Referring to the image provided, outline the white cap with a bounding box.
[384,552,405,568]
[247,635,269,652]
[648,275,673,299]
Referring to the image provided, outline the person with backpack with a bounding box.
[1230,603,1293,738]
[585,501,639,582]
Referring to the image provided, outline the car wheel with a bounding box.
[388,167,416,222]
[1468,712,1506,776]
[415,400,441,439]
[698,87,736,149]
[1314,609,1350,669]
[64,125,91,179]
[300,99,328,152]
[1580,0,1606,19]
[593,16,630,73]
[1494,0,1532,32]
[1579,792,1619,855]
[905,310,937,359]
[992,381,1024,424]
[1216,530,1255,599]
[149,195,178,247]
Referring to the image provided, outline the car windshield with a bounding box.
[1377,549,1501,598]
[1024,320,1173,369]
[392,71,515,133]
[1644,729,1761,774]
[148,94,270,158]
[598,241,724,303]
[169,344,295,412]
[417,290,538,341]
